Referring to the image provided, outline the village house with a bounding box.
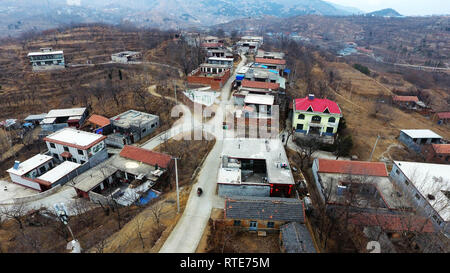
[312,159,412,212]
[218,138,295,198]
[107,110,159,148]
[256,49,285,60]
[200,36,224,50]
[24,113,47,126]
[254,57,286,74]
[44,127,108,168]
[207,57,234,68]
[198,63,230,75]
[111,51,142,63]
[392,95,419,109]
[206,48,233,58]
[40,107,88,133]
[398,129,443,154]
[422,144,450,164]
[390,161,450,236]
[73,145,173,206]
[292,94,342,140]
[433,112,450,125]
[83,114,112,135]
[223,196,304,231]
[279,222,317,253]
[187,66,231,91]
[236,36,263,54]
[7,154,83,192]
[27,48,65,71]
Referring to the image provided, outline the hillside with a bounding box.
[366,8,402,17]
[0,25,183,120]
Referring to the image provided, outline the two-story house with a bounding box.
[292,94,342,137]
[44,127,108,168]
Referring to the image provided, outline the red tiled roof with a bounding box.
[317,159,388,177]
[119,145,172,169]
[241,80,279,90]
[348,213,435,233]
[255,57,286,65]
[432,144,450,154]
[393,96,419,102]
[437,112,450,119]
[294,96,341,114]
[88,114,110,127]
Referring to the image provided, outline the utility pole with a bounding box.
[174,157,180,213]
[369,135,380,162]
[54,203,81,253]
[174,84,177,104]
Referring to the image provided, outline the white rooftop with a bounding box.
[244,94,274,106]
[45,127,104,148]
[7,154,53,176]
[208,57,234,61]
[394,161,450,221]
[401,129,443,139]
[220,138,295,185]
[37,161,81,184]
[44,108,87,119]
[27,50,63,56]
[218,168,241,184]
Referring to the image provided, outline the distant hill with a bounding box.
[0,0,361,36]
[366,8,402,17]
[325,1,364,15]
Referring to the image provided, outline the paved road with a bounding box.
[159,54,247,253]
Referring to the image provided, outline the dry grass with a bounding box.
[325,61,450,161]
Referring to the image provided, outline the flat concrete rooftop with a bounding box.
[110,110,158,129]
[219,138,295,185]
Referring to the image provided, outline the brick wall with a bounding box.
[187,69,230,91]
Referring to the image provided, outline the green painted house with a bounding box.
[292,94,342,136]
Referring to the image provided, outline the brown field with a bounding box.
[327,61,450,162]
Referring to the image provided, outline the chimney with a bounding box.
[13,161,20,170]
[308,94,315,101]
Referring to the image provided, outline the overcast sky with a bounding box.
[326,0,450,16]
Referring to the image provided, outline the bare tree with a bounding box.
[294,136,321,170]
[0,202,27,229]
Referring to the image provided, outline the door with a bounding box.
[249,221,258,231]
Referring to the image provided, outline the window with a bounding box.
[151,123,155,128]
[404,179,409,186]
[328,117,336,123]
[326,127,334,133]
[312,115,321,122]
[142,128,147,133]
[233,220,241,226]
[415,193,421,200]
[296,124,304,130]
[63,146,69,152]
[50,143,56,149]
[53,153,59,160]
[395,169,400,175]
[80,160,86,165]
[267,222,274,228]
[77,149,84,155]
[432,215,442,225]
[298,114,305,120]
